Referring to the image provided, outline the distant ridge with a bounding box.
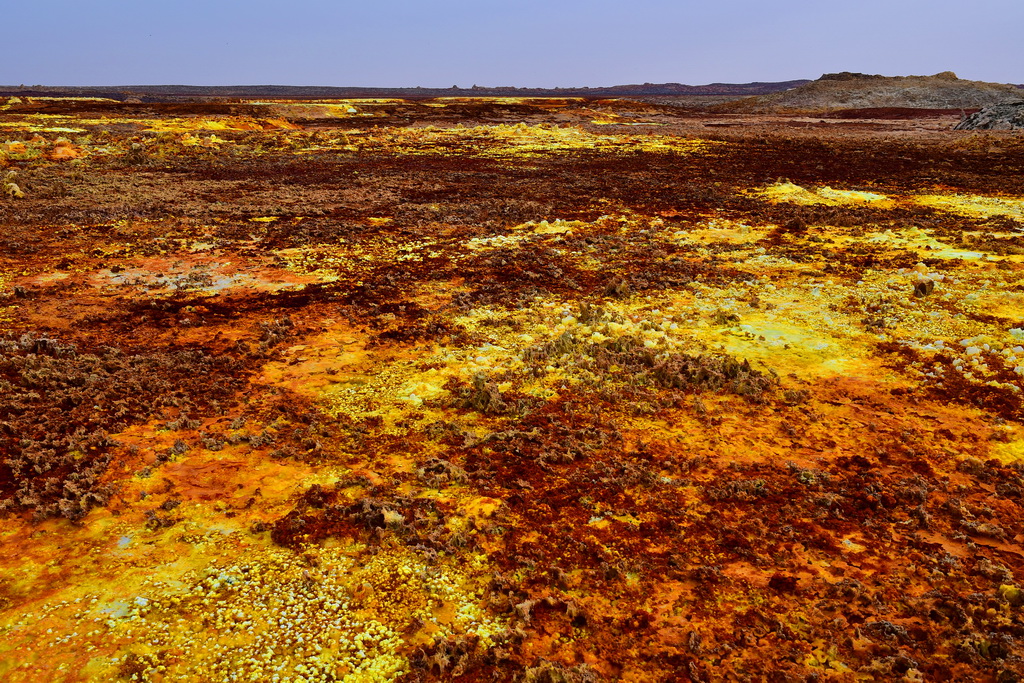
[0,80,811,101]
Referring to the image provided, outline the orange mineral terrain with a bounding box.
[1,96,1024,682]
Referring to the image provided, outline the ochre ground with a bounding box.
[2,96,1024,681]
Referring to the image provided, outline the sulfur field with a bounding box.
[2,95,1024,681]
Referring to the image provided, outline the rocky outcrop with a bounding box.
[954,101,1024,130]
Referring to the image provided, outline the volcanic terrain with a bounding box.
[1,95,1024,681]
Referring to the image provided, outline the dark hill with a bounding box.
[716,72,1024,113]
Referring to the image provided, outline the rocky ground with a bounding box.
[956,103,1024,131]
[1,96,1024,681]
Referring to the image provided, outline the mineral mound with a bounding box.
[718,71,1024,113]
[955,101,1024,130]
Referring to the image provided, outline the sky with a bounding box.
[3,0,1022,88]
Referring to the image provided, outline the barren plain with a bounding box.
[1,96,1024,681]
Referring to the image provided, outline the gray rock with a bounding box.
[954,101,1024,130]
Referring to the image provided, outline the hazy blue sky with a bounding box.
[4,0,1021,87]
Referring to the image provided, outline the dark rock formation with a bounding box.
[954,101,1024,130]
[818,72,887,81]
